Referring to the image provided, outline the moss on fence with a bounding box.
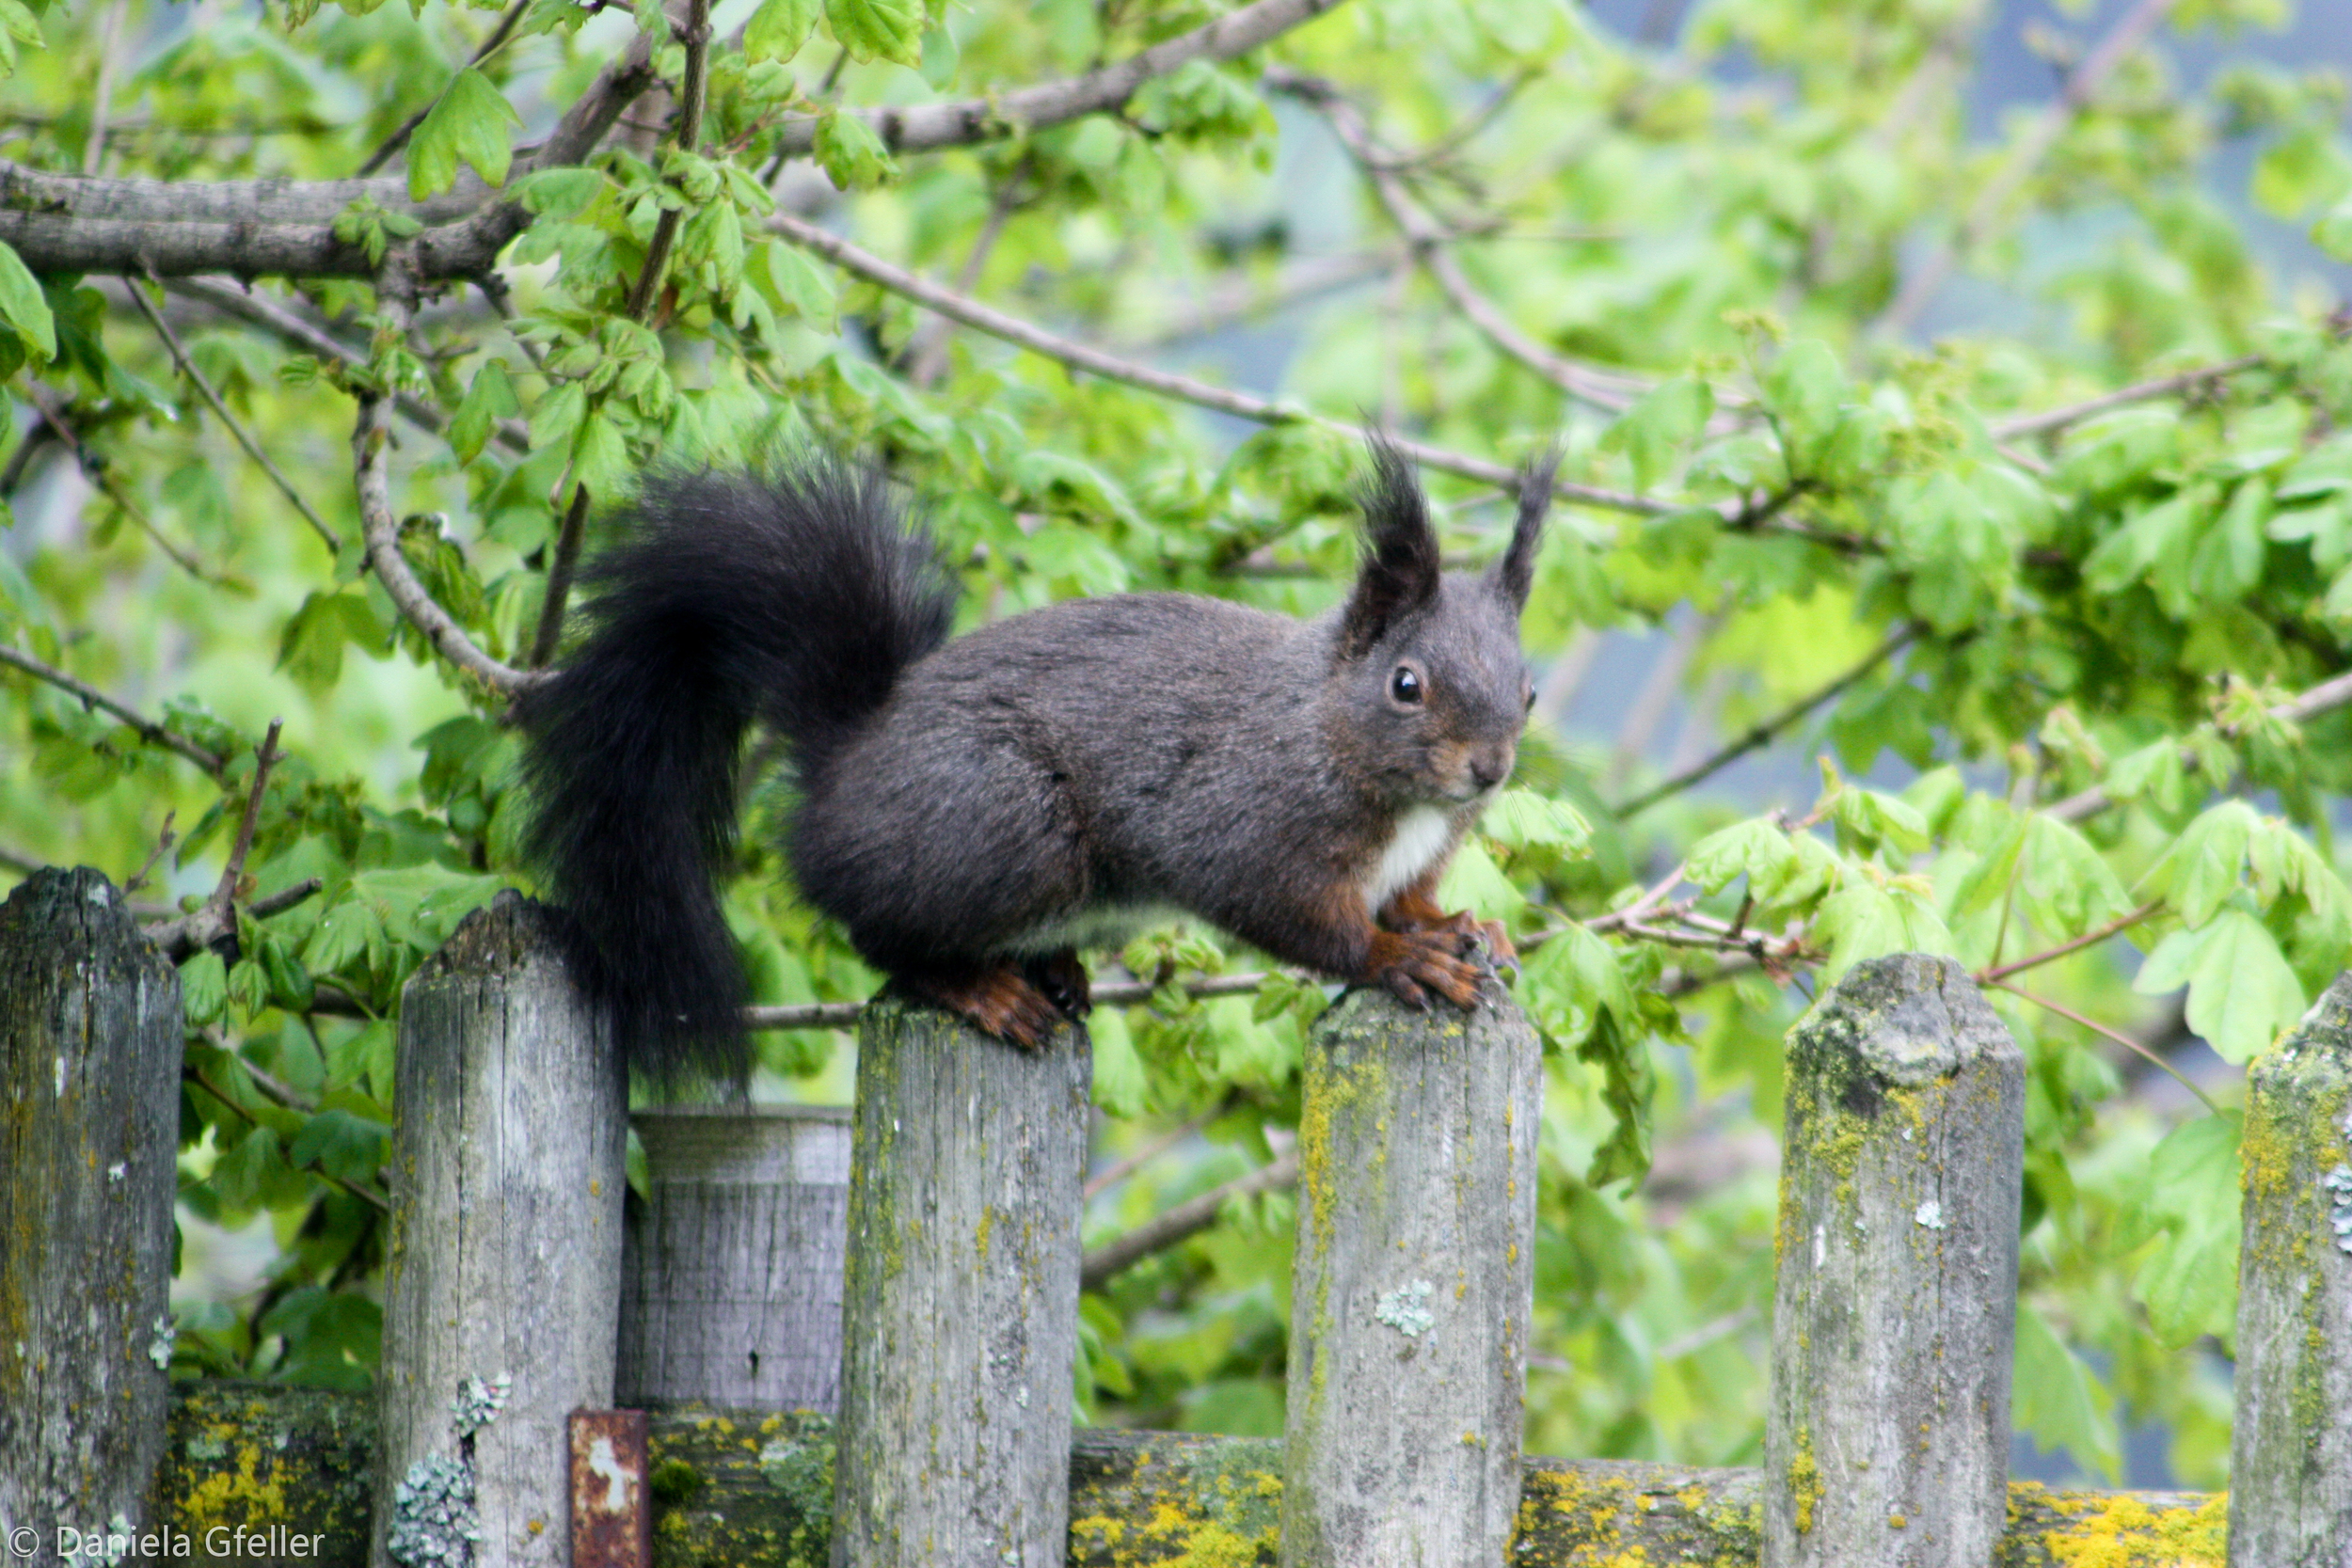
[147,1384,2226,1566]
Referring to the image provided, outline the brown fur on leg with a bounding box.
[1380,883,1517,968]
[898,963,1067,1049]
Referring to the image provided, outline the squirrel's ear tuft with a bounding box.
[1342,436,1441,657]
[1491,447,1559,610]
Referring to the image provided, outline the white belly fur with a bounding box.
[1362,805,1456,911]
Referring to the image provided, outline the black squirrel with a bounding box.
[514,439,1557,1082]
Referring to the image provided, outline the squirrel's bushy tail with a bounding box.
[513,460,956,1084]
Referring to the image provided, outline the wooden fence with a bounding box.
[3,863,2347,1566]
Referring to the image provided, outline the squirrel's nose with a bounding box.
[1470,745,1515,792]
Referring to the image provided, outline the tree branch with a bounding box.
[770,0,1348,165]
[2047,665,2352,823]
[1612,625,1913,816]
[1,0,1336,278]
[742,971,1277,1031]
[160,277,529,454]
[768,208,1674,516]
[0,641,228,775]
[351,293,537,695]
[122,277,343,553]
[1276,70,1652,416]
[1080,1148,1298,1291]
[0,32,659,278]
[1991,353,2265,440]
[1873,0,2181,339]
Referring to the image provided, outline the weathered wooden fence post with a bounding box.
[1279,981,1542,1567]
[373,892,627,1568]
[0,867,182,1567]
[618,1104,851,1411]
[1762,953,2024,1568]
[830,998,1090,1566]
[2231,972,2352,1568]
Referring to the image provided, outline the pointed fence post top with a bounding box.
[1788,952,2020,1087]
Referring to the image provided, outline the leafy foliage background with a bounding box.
[6,0,2351,1490]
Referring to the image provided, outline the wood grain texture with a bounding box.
[2231,972,2352,1568]
[1762,953,2025,1568]
[830,999,1091,1567]
[0,867,181,1564]
[619,1106,850,1412]
[1280,982,1541,1567]
[372,893,627,1568]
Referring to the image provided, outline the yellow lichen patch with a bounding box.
[1788,1432,1821,1536]
[180,1440,291,1528]
[2040,1492,2228,1568]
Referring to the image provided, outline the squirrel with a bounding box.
[513,437,1557,1082]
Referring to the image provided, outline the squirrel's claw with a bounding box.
[1368,929,1485,1012]
[906,964,1071,1051]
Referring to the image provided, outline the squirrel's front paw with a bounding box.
[903,965,1071,1050]
[1365,929,1486,1012]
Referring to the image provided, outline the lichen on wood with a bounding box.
[146,1388,2233,1566]
[2229,972,2352,1568]
[0,866,182,1558]
[1763,953,2026,1568]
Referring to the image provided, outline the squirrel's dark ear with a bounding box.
[1491,447,1559,610]
[1341,436,1441,658]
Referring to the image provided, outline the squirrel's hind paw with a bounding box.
[900,964,1073,1050]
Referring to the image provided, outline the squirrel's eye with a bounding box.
[1391,666,1423,705]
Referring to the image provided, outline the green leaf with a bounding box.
[2133,1113,2242,1350]
[450,359,519,465]
[1518,924,1633,1051]
[1814,878,1955,980]
[2012,1304,2119,1482]
[1685,817,1795,895]
[277,591,382,689]
[2020,816,2132,938]
[407,67,522,200]
[1478,789,1592,854]
[2157,800,2261,929]
[1760,339,1846,460]
[824,0,921,66]
[289,1107,389,1186]
[0,0,45,76]
[2135,909,2304,1064]
[181,950,229,1028]
[745,0,819,61]
[1599,377,1711,492]
[813,108,898,191]
[1832,786,1930,855]
[0,239,56,362]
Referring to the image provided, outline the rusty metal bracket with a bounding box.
[568,1408,650,1568]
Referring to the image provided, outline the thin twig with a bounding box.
[1613,626,1913,816]
[1084,1094,1238,1200]
[2048,665,2352,823]
[125,812,178,895]
[1874,0,2180,338]
[356,0,534,177]
[1080,1148,1298,1291]
[184,1067,391,1212]
[1279,70,1654,416]
[1975,900,2160,986]
[1992,355,2264,440]
[20,384,247,589]
[1990,979,2220,1116]
[122,277,344,552]
[83,0,129,177]
[0,641,228,775]
[528,485,593,668]
[742,970,1279,1031]
[352,288,536,694]
[768,208,1677,517]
